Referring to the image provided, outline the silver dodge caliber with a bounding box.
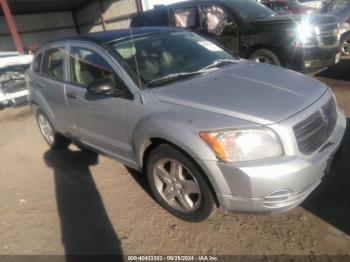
[29,27,346,222]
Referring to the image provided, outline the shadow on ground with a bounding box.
[302,118,350,235]
[316,57,350,82]
[44,147,123,258]
[125,166,155,201]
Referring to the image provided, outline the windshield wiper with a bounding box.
[200,59,236,71]
[145,71,203,87]
[145,59,236,87]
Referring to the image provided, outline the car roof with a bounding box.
[52,27,183,44]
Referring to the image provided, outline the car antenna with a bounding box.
[128,17,145,104]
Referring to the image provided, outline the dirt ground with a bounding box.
[0,58,350,257]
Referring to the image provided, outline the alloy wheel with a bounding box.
[254,56,273,64]
[342,39,350,56]
[38,114,55,145]
[153,159,201,213]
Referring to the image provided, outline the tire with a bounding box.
[340,33,350,56]
[36,110,70,149]
[249,49,281,66]
[146,144,215,222]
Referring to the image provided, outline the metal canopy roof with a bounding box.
[1,0,97,15]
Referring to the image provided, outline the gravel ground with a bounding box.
[0,58,349,256]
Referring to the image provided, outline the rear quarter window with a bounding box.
[131,9,168,27]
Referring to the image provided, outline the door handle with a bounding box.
[66,91,78,99]
[36,83,46,89]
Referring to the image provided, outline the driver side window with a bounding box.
[69,47,124,89]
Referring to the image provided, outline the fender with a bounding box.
[130,111,229,197]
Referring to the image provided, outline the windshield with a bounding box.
[111,31,237,87]
[224,0,276,21]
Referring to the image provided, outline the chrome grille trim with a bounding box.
[316,22,339,47]
[293,97,337,155]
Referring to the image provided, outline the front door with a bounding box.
[65,44,133,165]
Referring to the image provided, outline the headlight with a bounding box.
[292,20,318,47]
[296,21,315,42]
[199,128,283,163]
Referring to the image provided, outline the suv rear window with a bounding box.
[43,47,65,81]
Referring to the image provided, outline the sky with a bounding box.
[142,0,186,10]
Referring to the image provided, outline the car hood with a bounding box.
[155,61,327,125]
[251,14,337,26]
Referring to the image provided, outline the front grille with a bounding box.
[293,97,337,155]
[316,22,339,47]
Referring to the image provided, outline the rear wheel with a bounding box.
[249,49,281,66]
[36,110,70,149]
[146,144,215,222]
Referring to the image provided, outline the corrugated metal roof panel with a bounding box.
[76,1,101,25]
[103,0,137,19]
[0,11,74,34]
[1,0,96,14]
[106,19,131,31]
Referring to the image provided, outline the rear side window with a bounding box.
[43,47,65,81]
[131,9,168,27]
[69,47,125,90]
[173,7,198,28]
[33,53,42,73]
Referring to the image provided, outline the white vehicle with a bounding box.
[0,52,33,109]
[0,52,33,67]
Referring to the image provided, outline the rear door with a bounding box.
[31,44,73,134]
[65,43,133,164]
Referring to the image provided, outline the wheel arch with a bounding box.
[141,137,221,207]
[245,44,284,65]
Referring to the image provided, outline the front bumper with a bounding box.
[289,46,340,73]
[0,89,29,108]
[206,109,346,213]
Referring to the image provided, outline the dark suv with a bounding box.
[131,0,340,73]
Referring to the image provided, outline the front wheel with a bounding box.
[249,49,281,66]
[36,110,70,149]
[146,144,215,222]
[340,34,350,56]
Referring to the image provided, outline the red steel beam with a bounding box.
[0,0,24,54]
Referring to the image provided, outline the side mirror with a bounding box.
[221,18,237,34]
[87,78,125,97]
